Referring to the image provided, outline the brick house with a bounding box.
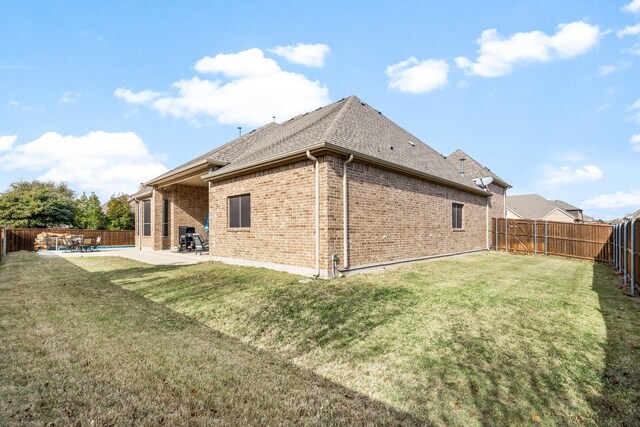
[130,96,510,277]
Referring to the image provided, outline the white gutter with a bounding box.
[503,188,507,219]
[486,197,489,249]
[343,154,354,268]
[306,151,320,277]
[137,201,142,252]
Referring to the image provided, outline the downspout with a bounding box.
[306,151,320,278]
[137,200,142,251]
[343,154,354,268]
[485,196,489,250]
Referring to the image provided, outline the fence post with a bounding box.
[624,221,628,287]
[616,224,620,272]
[631,219,636,297]
[533,220,537,255]
[613,224,617,270]
[495,218,498,251]
[505,219,509,254]
[544,221,548,256]
[616,224,620,271]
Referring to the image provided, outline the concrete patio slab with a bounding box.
[38,247,208,266]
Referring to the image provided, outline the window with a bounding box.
[452,203,463,229]
[143,200,151,236]
[162,199,169,237]
[229,194,250,228]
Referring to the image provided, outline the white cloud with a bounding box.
[0,135,17,152]
[542,164,603,185]
[386,57,449,94]
[114,87,164,104]
[455,21,600,77]
[622,42,640,55]
[617,24,640,37]
[116,48,330,126]
[194,48,281,77]
[598,65,616,75]
[0,131,167,199]
[623,0,640,13]
[269,43,331,68]
[631,134,640,151]
[583,189,640,209]
[59,91,81,104]
[628,99,640,110]
[593,103,611,114]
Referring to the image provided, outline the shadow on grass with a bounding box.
[250,284,416,355]
[2,253,426,425]
[589,263,640,425]
[88,257,417,359]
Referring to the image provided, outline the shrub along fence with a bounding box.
[492,218,638,296]
[4,228,135,252]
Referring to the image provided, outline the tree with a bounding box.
[105,194,134,230]
[0,180,75,228]
[73,192,107,230]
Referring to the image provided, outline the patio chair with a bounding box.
[192,234,209,255]
[81,236,93,252]
[63,236,79,252]
[90,236,101,251]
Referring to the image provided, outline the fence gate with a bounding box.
[492,218,612,263]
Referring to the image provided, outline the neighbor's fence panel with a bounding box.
[613,219,639,297]
[6,228,135,252]
[492,218,613,263]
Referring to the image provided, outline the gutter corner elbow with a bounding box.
[306,150,318,162]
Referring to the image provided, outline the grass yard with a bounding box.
[1,252,639,425]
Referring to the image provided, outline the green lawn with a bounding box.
[1,252,639,425]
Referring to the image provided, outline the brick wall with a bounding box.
[339,158,488,268]
[133,185,208,250]
[487,182,506,221]
[209,159,317,269]
[169,185,209,249]
[209,154,490,276]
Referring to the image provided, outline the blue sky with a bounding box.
[1,0,640,220]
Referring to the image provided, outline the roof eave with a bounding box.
[147,158,229,187]
[202,142,489,197]
[128,189,153,201]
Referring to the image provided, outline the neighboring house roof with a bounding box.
[146,95,496,197]
[553,200,580,211]
[445,149,511,188]
[507,194,581,220]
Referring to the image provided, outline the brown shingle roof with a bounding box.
[507,194,583,219]
[146,95,494,195]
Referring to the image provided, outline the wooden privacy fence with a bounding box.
[4,228,135,252]
[493,218,639,296]
[613,219,639,297]
[492,218,613,262]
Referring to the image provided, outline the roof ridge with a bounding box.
[318,95,356,145]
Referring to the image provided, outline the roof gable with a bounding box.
[446,149,510,188]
